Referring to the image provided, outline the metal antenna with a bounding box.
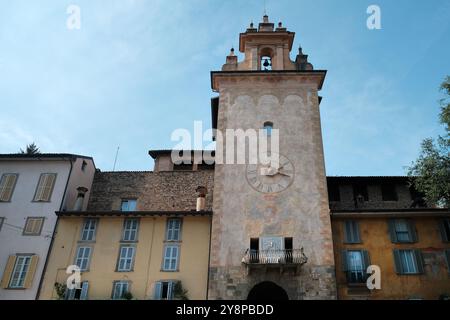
[264,0,267,15]
[112,146,120,171]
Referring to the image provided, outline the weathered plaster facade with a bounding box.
[208,16,336,300]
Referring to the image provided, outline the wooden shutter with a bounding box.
[408,220,418,243]
[393,249,402,274]
[34,174,45,201]
[34,174,56,201]
[341,250,349,271]
[388,220,397,243]
[344,221,351,243]
[0,174,17,201]
[414,250,424,274]
[1,255,17,288]
[438,219,450,242]
[41,174,56,201]
[154,282,162,300]
[445,249,450,273]
[362,250,371,270]
[354,221,361,243]
[80,281,89,300]
[23,255,39,288]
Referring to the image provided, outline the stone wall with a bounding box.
[328,178,416,211]
[209,75,337,300]
[86,170,214,212]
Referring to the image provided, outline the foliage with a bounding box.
[173,281,189,300]
[121,291,134,300]
[408,76,450,207]
[54,282,67,300]
[20,142,40,154]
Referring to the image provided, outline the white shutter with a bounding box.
[0,174,17,201]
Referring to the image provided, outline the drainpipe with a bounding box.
[36,158,74,300]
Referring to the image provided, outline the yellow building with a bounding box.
[38,167,214,300]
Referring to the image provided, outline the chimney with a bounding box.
[196,186,207,211]
[73,187,89,211]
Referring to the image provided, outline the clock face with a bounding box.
[245,153,294,193]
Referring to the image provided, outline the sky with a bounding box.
[0,0,449,175]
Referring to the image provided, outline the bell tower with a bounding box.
[209,15,336,300]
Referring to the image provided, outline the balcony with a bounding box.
[242,248,307,274]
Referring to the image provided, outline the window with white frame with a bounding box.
[81,219,97,241]
[117,246,135,272]
[33,173,56,202]
[112,281,130,300]
[66,281,89,300]
[75,247,92,271]
[162,245,179,271]
[393,249,423,274]
[166,218,182,241]
[122,218,139,242]
[154,281,176,300]
[0,173,18,202]
[121,199,137,211]
[23,217,45,236]
[9,255,32,288]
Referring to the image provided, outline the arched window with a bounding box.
[259,47,274,71]
[261,56,272,71]
[263,122,273,136]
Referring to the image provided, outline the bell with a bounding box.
[263,59,270,67]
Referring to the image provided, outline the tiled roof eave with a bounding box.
[56,210,213,217]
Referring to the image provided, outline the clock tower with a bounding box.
[209,15,337,300]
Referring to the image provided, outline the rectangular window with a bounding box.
[393,249,423,274]
[381,184,398,201]
[389,219,417,243]
[122,218,139,242]
[120,199,137,211]
[81,219,97,241]
[342,250,370,284]
[117,246,135,272]
[327,183,340,202]
[439,218,450,242]
[166,218,182,241]
[66,281,89,300]
[75,247,92,271]
[33,173,56,202]
[162,245,179,271]
[154,281,175,300]
[353,184,368,202]
[344,220,361,243]
[0,217,4,232]
[0,173,18,202]
[9,256,32,288]
[112,281,130,300]
[23,217,45,236]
